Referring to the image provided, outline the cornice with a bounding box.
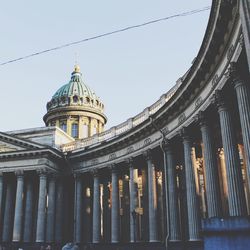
[0,132,45,150]
[43,105,107,124]
[0,147,63,161]
[67,0,242,166]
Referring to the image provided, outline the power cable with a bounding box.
[0,6,210,67]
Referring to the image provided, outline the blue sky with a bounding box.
[0,0,211,132]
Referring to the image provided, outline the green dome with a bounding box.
[46,65,104,112]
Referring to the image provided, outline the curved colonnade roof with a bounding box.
[62,0,239,154]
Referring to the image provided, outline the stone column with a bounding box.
[230,63,250,190]
[46,174,56,243]
[198,112,222,218]
[2,175,14,242]
[162,141,181,241]
[55,177,64,243]
[36,170,47,243]
[180,128,201,240]
[92,170,101,243]
[74,174,83,244]
[128,158,136,242]
[23,177,34,243]
[144,150,158,242]
[13,171,25,242]
[239,1,250,71]
[0,173,3,232]
[111,165,120,243]
[214,90,247,216]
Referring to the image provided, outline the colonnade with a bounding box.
[0,171,64,244]
[74,153,164,244]
[0,65,250,247]
[72,65,250,244]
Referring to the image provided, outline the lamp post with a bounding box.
[132,209,137,243]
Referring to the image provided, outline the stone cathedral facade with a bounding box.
[1,1,250,249]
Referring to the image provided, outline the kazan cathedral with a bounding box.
[1,1,250,250]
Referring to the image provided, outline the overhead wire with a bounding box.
[0,6,211,67]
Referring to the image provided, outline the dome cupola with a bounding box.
[43,65,107,139]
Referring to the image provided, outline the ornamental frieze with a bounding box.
[212,74,219,86]
[109,153,117,160]
[195,96,203,109]
[178,113,186,125]
[144,138,151,146]
[227,44,235,60]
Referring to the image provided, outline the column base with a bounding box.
[149,240,160,243]
[168,240,203,250]
[202,216,250,250]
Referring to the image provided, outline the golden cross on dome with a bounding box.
[74,52,80,73]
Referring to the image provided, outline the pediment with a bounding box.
[0,132,45,153]
[0,142,23,153]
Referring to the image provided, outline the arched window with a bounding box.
[73,95,78,103]
[59,121,67,132]
[83,124,89,138]
[71,123,79,138]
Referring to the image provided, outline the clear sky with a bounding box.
[0,0,211,132]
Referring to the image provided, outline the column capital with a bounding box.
[15,170,24,177]
[108,164,119,173]
[161,139,171,152]
[73,173,83,180]
[36,168,47,177]
[227,62,243,88]
[211,89,227,111]
[143,149,153,161]
[179,127,191,142]
[125,157,134,168]
[90,168,99,177]
[48,172,58,180]
[196,111,209,128]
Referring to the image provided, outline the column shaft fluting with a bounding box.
[36,173,47,242]
[129,164,136,242]
[217,100,247,216]
[0,174,3,231]
[182,134,201,240]
[164,144,181,241]
[74,175,83,244]
[2,178,14,242]
[200,116,222,218]
[92,173,101,243]
[111,168,119,243]
[13,173,25,242]
[55,178,64,243]
[23,178,34,242]
[233,75,250,191]
[46,175,56,242]
[145,151,158,242]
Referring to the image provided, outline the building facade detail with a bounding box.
[0,1,250,249]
